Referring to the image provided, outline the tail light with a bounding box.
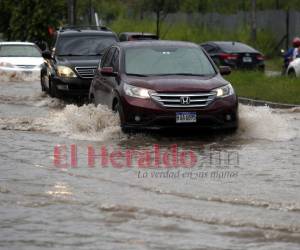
[256,54,264,61]
[219,53,239,60]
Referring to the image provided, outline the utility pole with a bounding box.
[67,0,76,25]
[156,9,160,38]
[286,8,290,50]
[88,0,92,25]
[251,0,257,45]
[275,0,280,9]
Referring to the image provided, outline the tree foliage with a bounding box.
[0,0,65,42]
[2,0,300,42]
[143,0,180,37]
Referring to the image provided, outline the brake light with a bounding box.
[219,53,238,60]
[256,54,264,61]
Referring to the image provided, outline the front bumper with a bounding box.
[120,95,239,130]
[52,77,92,97]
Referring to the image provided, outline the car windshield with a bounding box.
[218,42,257,53]
[125,46,216,76]
[56,35,117,56]
[0,45,41,57]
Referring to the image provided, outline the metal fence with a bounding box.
[164,10,300,48]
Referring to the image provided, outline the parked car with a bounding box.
[119,32,158,42]
[89,41,238,132]
[286,57,300,76]
[0,42,43,74]
[41,26,118,98]
[201,41,265,71]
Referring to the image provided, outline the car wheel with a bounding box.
[89,94,96,105]
[49,81,58,98]
[288,68,296,77]
[40,74,46,92]
[227,126,238,133]
[113,100,130,133]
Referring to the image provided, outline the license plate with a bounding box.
[176,112,197,123]
[243,57,252,63]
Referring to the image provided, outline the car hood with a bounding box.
[0,57,44,66]
[123,74,230,92]
[56,56,100,67]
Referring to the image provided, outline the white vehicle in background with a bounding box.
[286,57,300,77]
[0,42,43,75]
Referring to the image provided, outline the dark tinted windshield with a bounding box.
[56,35,117,56]
[217,42,257,53]
[0,45,41,57]
[125,46,216,76]
[131,35,158,40]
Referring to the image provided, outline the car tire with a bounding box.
[40,74,46,92]
[89,95,96,105]
[49,81,58,98]
[288,68,296,77]
[113,100,130,133]
[227,126,238,133]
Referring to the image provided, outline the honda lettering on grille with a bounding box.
[180,96,190,105]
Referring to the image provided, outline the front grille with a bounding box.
[75,66,97,79]
[16,65,35,69]
[151,92,216,108]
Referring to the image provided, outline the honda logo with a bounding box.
[180,96,190,105]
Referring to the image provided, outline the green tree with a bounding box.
[143,0,180,37]
[0,0,66,43]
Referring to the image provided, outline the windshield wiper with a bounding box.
[154,73,210,76]
[57,54,84,56]
[87,53,103,56]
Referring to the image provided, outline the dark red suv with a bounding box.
[89,41,238,132]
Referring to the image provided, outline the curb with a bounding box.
[238,97,300,109]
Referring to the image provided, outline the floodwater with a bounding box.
[0,73,300,250]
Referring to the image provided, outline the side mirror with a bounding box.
[42,50,52,59]
[100,67,117,77]
[219,66,231,75]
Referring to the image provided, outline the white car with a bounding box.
[0,42,44,75]
[286,57,300,76]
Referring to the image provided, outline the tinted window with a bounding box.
[111,49,119,71]
[202,44,218,53]
[119,34,126,42]
[102,47,116,67]
[125,46,216,76]
[0,45,41,57]
[56,35,117,56]
[217,42,257,53]
[131,35,158,40]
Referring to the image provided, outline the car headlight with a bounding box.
[213,84,234,97]
[124,82,154,99]
[57,66,77,78]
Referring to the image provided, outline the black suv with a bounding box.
[41,26,118,98]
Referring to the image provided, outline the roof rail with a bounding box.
[59,26,111,32]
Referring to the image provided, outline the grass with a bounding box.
[265,57,283,72]
[110,18,299,104]
[110,18,277,56]
[225,71,300,105]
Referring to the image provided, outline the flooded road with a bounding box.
[0,76,300,250]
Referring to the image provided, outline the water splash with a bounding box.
[49,104,123,141]
[0,93,298,142]
[237,104,297,141]
[0,68,40,82]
